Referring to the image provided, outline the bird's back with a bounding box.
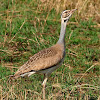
[14,43,65,78]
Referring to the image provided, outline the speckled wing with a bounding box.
[14,44,64,77]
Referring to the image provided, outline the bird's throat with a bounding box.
[57,20,67,44]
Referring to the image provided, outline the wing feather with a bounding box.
[14,44,64,77]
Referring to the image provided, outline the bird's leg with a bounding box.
[42,74,48,100]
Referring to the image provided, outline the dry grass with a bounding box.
[40,0,100,23]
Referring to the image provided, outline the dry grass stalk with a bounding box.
[39,0,100,22]
[67,64,97,97]
[9,20,26,43]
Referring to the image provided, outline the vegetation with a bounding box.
[0,0,100,99]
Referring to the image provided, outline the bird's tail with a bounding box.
[9,74,20,80]
[9,71,36,80]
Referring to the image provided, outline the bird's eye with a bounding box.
[66,14,70,17]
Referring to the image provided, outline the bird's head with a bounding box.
[61,9,77,22]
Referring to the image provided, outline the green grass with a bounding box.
[0,0,100,100]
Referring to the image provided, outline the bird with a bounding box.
[11,9,76,99]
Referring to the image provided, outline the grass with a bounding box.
[0,0,100,100]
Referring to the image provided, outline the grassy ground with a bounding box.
[0,0,100,100]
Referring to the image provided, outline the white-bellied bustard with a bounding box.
[11,9,76,99]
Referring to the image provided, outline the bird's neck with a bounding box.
[57,20,67,45]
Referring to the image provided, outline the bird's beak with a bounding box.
[70,9,77,14]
